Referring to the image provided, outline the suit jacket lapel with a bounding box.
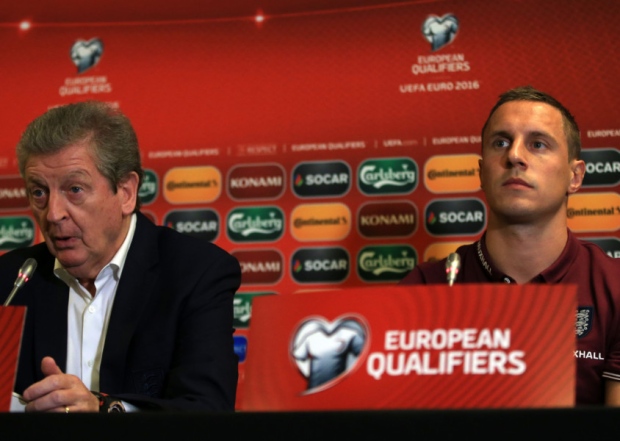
[32,256,69,374]
[100,213,159,391]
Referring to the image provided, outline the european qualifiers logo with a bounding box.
[586,237,620,258]
[138,169,158,206]
[291,316,368,393]
[60,38,112,98]
[233,292,275,329]
[227,206,285,243]
[403,13,471,94]
[0,176,29,210]
[163,209,219,242]
[357,201,417,238]
[0,216,35,250]
[422,14,459,52]
[357,245,417,282]
[292,160,351,198]
[291,247,350,284]
[227,163,286,201]
[425,198,486,236]
[581,148,620,187]
[70,38,104,73]
[232,249,284,285]
[358,158,418,196]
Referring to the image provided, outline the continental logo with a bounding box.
[425,198,486,236]
[358,201,417,238]
[291,247,349,283]
[358,157,418,195]
[567,192,620,232]
[0,176,29,210]
[163,209,219,242]
[423,241,470,263]
[227,206,284,242]
[163,166,221,204]
[138,169,158,205]
[292,160,351,198]
[586,237,620,259]
[233,292,276,329]
[227,163,285,200]
[581,148,620,187]
[290,203,351,241]
[232,249,284,285]
[357,245,416,282]
[0,216,35,250]
[424,154,481,193]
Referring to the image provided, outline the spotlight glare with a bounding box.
[19,20,31,30]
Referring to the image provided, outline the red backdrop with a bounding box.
[1,0,619,405]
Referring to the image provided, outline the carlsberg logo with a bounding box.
[357,245,417,282]
[138,170,158,205]
[0,216,35,250]
[358,157,418,195]
[227,206,284,242]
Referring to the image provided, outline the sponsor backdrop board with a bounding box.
[0,0,618,406]
[240,285,577,410]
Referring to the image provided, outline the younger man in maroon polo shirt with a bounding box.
[399,86,620,405]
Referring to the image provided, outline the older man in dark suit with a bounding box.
[1,101,240,412]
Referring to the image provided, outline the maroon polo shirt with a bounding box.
[399,229,620,405]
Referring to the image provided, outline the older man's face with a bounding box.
[24,141,137,283]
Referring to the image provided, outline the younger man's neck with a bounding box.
[484,222,569,284]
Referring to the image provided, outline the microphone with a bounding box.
[445,253,460,287]
[3,258,37,306]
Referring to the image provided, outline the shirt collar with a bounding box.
[476,228,575,283]
[476,233,511,282]
[536,228,578,283]
[54,213,137,285]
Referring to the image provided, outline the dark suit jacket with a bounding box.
[0,212,241,411]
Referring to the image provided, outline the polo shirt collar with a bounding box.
[476,228,575,284]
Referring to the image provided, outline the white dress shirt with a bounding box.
[54,214,137,410]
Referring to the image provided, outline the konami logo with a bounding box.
[227,163,286,200]
[358,201,417,238]
[232,249,284,285]
[0,176,29,210]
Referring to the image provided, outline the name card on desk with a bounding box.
[0,306,26,412]
[239,284,576,411]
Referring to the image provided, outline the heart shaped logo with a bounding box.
[421,14,459,51]
[70,38,104,74]
[291,315,368,394]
